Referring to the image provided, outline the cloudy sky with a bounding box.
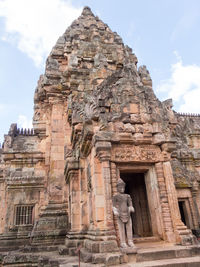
[0,0,200,144]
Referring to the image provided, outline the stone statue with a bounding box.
[113,178,135,249]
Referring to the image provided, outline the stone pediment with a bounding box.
[171,159,200,188]
[69,64,178,156]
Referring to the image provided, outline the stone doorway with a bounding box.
[178,199,194,230]
[120,172,152,237]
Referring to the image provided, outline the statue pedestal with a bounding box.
[120,246,137,254]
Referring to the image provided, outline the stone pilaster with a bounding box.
[95,141,114,231]
[48,101,65,203]
[191,185,200,230]
[163,161,196,245]
[155,162,175,242]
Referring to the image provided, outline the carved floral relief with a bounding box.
[112,145,161,162]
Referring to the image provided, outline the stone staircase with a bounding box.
[125,242,200,267]
[1,242,200,266]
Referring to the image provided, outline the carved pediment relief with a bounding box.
[171,159,200,188]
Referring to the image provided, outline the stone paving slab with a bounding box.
[127,255,200,267]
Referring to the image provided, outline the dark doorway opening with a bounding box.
[178,199,194,230]
[178,201,186,225]
[120,172,152,237]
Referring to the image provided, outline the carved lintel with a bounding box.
[112,145,161,163]
[95,141,111,162]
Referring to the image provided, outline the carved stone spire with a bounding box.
[81,6,95,17]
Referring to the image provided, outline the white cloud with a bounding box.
[0,0,82,67]
[157,54,200,113]
[17,115,32,129]
[179,89,200,113]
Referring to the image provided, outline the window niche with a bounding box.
[14,205,34,226]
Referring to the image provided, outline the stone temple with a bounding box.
[1,6,200,266]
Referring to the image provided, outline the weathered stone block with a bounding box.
[92,253,106,264]
[80,248,92,262]
[99,240,118,253]
[152,133,165,145]
[85,240,100,253]
[106,254,120,266]
[68,247,77,256]
[58,245,69,255]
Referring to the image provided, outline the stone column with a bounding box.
[48,102,65,202]
[64,160,85,253]
[69,170,81,232]
[80,141,118,254]
[191,183,200,229]
[155,162,175,242]
[65,159,80,232]
[163,161,195,245]
[110,163,120,243]
[0,178,6,234]
[95,141,114,231]
[145,166,165,239]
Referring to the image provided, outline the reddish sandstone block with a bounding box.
[97,207,104,221]
[123,103,139,114]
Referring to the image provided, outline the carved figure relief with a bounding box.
[4,135,13,150]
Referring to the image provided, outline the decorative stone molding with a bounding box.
[6,176,44,190]
[95,141,111,162]
[80,127,94,157]
[3,152,44,165]
[64,158,79,183]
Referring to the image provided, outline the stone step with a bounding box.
[136,245,200,262]
[59,263,104,267]
[80,248,124,266]
[21,244,59,252]
[128,255,200,267]
[133,236,160,243]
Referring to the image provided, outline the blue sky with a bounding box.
[0,0,200,144]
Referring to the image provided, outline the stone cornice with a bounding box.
[3,152,45,164]
[6,176,45,189]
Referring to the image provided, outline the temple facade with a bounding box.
[1,6,200,266]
